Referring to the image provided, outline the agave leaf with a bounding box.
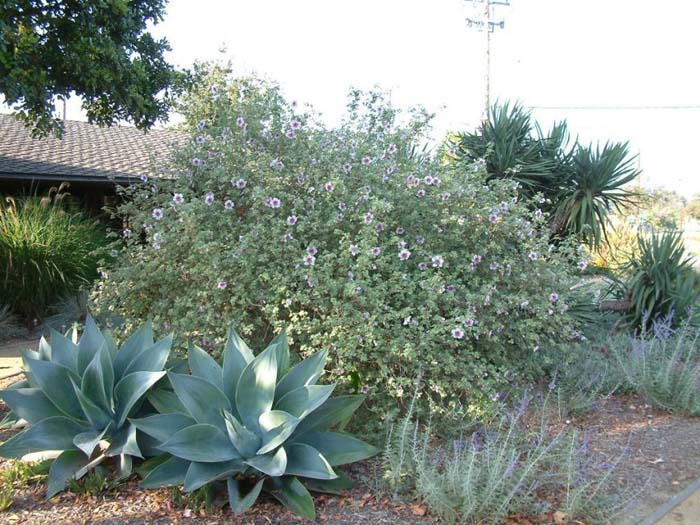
[223,410,260,458]
[0,388,63,424]
[284,443,337,480]
[275,349,327,401]
[274,384,335,420]
[102,329,119,358]
[130,413,197,443]
[23,356,83,420]
[184,459,244,492]
[292,395,365,438]
[139,455,190,489]
[228,477,264,514]
[122,334,173,377]
[76,315,106,375]
[267,475,315,520]
[46,449,90,498]
[106,422,141,458]
[49,329,78,372]
[245,446,287,477]
[235,346,277,432]
[71,380,112,429]
[222,326,255,409]
[114,371,166,427]
[73,426,110,457]
[188,344,224,392]
[267,330,290,373]
[293,431,378,466]
[257,411,299,455]
[38,336,51,360]
[147,388,187,414]
[168,373,231,429]
[303,471,354,495]
[0,416,88,458]
[81,345,114,413]
[159,424,240,463]
[112,320,154,378]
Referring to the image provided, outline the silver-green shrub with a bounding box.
[134,327,377,519]
[93,64,587,423]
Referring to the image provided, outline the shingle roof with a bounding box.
[0,114,186,184]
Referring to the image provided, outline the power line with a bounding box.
[528,105,700,110]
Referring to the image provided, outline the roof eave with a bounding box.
[0,172,137,185]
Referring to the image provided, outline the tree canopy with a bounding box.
[0,0,185,136]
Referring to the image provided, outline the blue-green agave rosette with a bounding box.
[0,315,171,497]
[133,328,378,520]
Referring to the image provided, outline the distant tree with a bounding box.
[0,0,186,136]
[686,198,700,221]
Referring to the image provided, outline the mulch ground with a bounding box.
[0,375,699,524]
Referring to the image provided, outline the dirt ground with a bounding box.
[0,377,698,524]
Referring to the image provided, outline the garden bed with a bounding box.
[1,384,699,525]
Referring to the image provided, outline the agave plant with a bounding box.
[133,328,377,519]
[0,315,171,497]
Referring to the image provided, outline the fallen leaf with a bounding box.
[411,504,427,516]
[553,510,567,524]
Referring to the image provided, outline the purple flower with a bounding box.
[452,328,465,340]
[217,280,227,290]
[303,254,316,266]
[324,182,334,192]
[152,242,161,250]
[291,119,302,130]
[418,262,427,270]
[472,254,482,265]
[173,193,184,204]
[197,120,205,130]
[122,228,131,238]
[139,174,148,182]
[549,292,559,303]
[399,248,411,261]
[282,233,294,242]
[342,162,352,174]
[287,215,297,226]
[448,146,457,156]
[152,208,163,220]
[369,247,381,257]
[375,222,385,233]
[416,236,426,245]
[363,212,374,224]
[192,158,202,167]
[270,158,284,169]
[285,130,296,139]
[268,197,281,209]
[361,385,370,394]
[431,255,444,268]
[535,209,543,219]
[577,261,588,271]
[307,245,318,256]
[416,189,426,198]
[490,262,499,270]
[349,244,359,256]
[489,213,499,223]
[195,135,205,144]
[225,200,234,210]
[441,192,451,201]
[528,251,538,261]
[235,178,247,189]
[210,84,219,96]
[464,319,475,328]
[204,192,215,205]
[361,156,372,165]
[396,226,405,235]
[499,201,509,212]
[236,116,245,127]
[423,175,435,185]
[387,143,397,154]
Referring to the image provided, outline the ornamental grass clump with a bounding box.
[0,316,171,497]
[94,64,588,425]
[134,326,376,519]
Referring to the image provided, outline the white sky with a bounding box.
[8,0,700,194]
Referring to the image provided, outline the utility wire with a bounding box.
[528,105,700,110]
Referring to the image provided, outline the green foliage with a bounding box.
[0,190,107,321]
[556,142,639,247]
[0,315,172,497]
[0,460,50,510]
[93,66,586,425]
[0,304,27,340]
[450,102,639,248]
[621,230,700,328]
[610,319,700,415]
[0,0,185,136]
[134,327,376,519]
[383,391,632,525]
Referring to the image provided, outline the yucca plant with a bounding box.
[133,328,377,520]
[0,315,171,497]
[554,141,639,248]
[620,230,700,328]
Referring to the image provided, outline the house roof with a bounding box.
[0,114,186,184]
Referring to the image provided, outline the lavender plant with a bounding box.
[93,63,588,425]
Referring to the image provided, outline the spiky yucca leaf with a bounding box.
[133,327,377,519]
[0,315,171,497]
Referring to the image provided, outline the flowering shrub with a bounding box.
[93,66,586,424]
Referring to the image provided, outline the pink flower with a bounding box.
[204,192,214,205]
[173,193,184,204]
[528,251,538,261]
[343,163,352,174]
[192,158,202,167]
[235,178,247,189]
[303,254,316,266]
[324,182,334,192]
[549,292,559,303]
[236,116,245,127]
[152,208,163,220]
[369,247,381,257]
[291,119,302,130]
[431,255,444,268]
[361,156,372,165]
[387,144,397,154]
[451,328,464,340]
[287,215,297,226]
[268,197,281,209]
[363,212,374,224]
[217,280,227,290]
[399,249,411,261]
